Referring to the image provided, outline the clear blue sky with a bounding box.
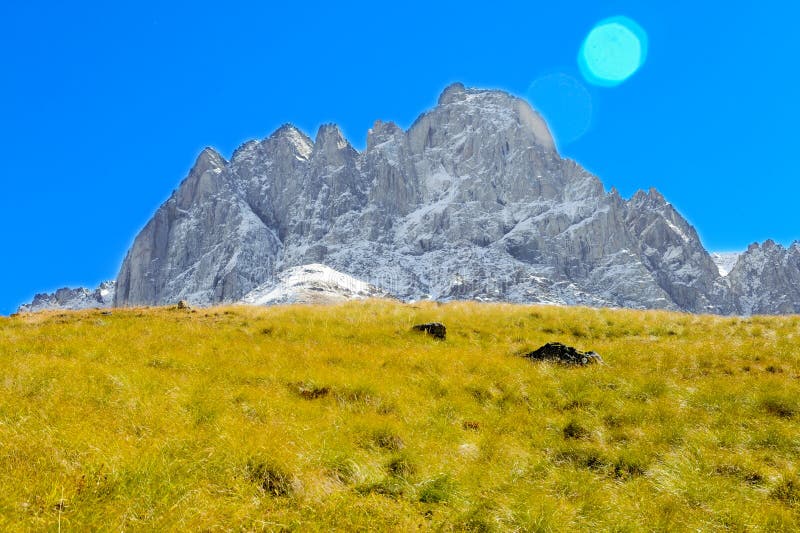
[1,1,797,314]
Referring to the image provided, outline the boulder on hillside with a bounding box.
[524,342,602,365]
[412,322,446,340]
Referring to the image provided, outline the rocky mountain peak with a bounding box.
[743,240,784,255]
[314,123,351,150]
[728,239,800,314]
[101,83,798,316]
[195,147,227,172]
[630,187,667,208]
[270,123,303,138]
[230,140,261,162]
[427,85,555,152]
[438,82,467,105]
[269,123,313,157]
[310,124,358,171]
[366,120,403,150]
[175,147,227,209]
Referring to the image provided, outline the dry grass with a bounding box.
[0,301,799,530]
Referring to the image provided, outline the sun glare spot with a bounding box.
[579,16,648,87]
[527,73,593,147]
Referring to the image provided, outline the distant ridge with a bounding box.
[19,282,115,313]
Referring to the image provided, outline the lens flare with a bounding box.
[527,73,593,147]
[579,16,648,87]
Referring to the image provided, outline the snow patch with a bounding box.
[242,264,388,306]
[285,127,313,160]
[664,219,689,243]
[710,252,741,277]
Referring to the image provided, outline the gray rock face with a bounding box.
[114,148,282,306]
[727,241,800,314]
[112,84,799,315]
[624,188,733,314]
[19,282,115,313]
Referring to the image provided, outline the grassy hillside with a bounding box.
[1,301,799,531]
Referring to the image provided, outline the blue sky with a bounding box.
[1,1,797,314]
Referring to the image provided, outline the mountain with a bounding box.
[727,241,800,314]
[23,83,799,315]
[18,282,115,313]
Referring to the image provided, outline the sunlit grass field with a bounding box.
[1,301,799,531]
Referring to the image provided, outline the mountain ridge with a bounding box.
[18,84,800,315]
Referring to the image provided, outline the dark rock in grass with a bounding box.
[412,322,446,340]
[524,342,603,365]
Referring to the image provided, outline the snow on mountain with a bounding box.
[710,252,741,277]
[241,264,389,305]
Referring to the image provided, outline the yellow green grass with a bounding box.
[1,301,799,530]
